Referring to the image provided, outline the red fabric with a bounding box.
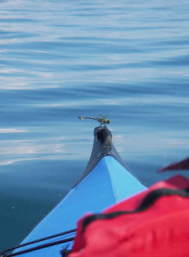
[69,175,189,257]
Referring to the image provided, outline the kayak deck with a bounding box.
[16,155,145,257]
[3,125,146,257]
[24,155,146,238]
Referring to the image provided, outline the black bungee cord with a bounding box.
[0,229,76,257]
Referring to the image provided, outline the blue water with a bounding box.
[0,0,189,251]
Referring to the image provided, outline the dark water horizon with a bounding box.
[0,0,189,251]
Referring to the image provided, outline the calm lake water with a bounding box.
[0,0,189,251]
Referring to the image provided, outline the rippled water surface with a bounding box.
[0,0,189,250]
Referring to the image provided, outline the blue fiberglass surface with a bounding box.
[106,156,146,202]
[18,156,146,257]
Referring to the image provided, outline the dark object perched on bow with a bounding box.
[78,116,110,125]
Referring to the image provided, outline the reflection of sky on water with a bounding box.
[1,0,189,92]
[0,127,188,167]
[0,130,89,165]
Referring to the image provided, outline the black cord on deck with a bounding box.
[0,229,75,257]
[1,237,74,257]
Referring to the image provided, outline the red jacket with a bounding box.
[69,175,189,257]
